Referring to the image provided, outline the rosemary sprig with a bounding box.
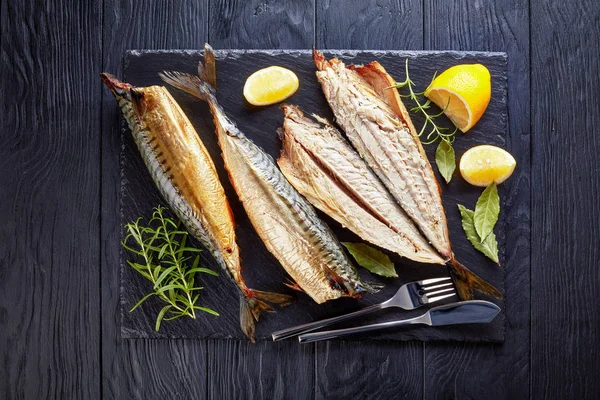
[390,59,458,145]
[389,59,458,183]
[122,206,219,331]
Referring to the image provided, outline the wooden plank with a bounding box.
[315,1,424,399]
[422,0,531,399]
[206,2,316,399]
[530,1,600,398]
[0,0,102,399]
[104,340,208,399]
[315,341,422,399]
[208,341,315,399]
[316,0,423,50]
[100,1,209,398]
[209,0,314,49]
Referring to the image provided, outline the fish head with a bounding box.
[101,73,132,101]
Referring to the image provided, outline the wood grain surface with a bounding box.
[530,0,600,398]
[314,3,425,399]
[100,1,209,399]
[0,1,102,399]
[206,2,317,399]
[1,0,599,399]
[209,0,314,49]
[316,0,423,50]
[423,0,532,399]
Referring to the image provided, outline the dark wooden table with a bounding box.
[1,1,599,399]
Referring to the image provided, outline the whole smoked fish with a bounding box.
[102,73,292,341]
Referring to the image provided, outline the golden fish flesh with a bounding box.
[159,45,380,304]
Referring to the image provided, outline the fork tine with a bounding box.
[424,287,455,297]
[420,277,451,285]
[421,282,453,291]
[425,292,456,304]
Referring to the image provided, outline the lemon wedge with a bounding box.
[243,66,299,106]
[459,145,516,186]
[425,64,491,133]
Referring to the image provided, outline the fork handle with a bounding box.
[271,303,385,341]
[298,314,425,343]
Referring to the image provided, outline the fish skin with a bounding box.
[101,73,292,341]
[278,105,445,265]
[313,51,501,300]
[159,48,380,304]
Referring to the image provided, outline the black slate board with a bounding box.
[119,49,508,342]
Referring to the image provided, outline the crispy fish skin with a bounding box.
[101,74,292,341]
[160,49,380,304]
[278,105,445,265]
[313,51,501,300]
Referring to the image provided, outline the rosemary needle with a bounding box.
[389,59,458,183]
[122,206,219,331]
[390,59,458,146]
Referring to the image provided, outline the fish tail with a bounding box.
[449,258,502,300]
[200,43,217,88]
[160,44,218,102]
[239,289,294,342]
[349,280,383,298]
[360,281,384,295]
[159,70,215,103]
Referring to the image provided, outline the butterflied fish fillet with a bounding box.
[159,44,380,304]
[313,50,501,300]
[102,73,292,342]
[278,105,445,265]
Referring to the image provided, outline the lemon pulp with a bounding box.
[425,64,491,133]
[459,145,516,186]
[243,66,299,106]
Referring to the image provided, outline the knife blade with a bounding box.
[297,300,501,343]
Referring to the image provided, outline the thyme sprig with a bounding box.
[122,206,219,331]
[390,59,458,146]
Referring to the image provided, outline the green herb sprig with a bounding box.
[390,59,458,183]
[122,206,219,331]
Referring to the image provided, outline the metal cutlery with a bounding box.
[272,276,457,341]
[297,300,501,343]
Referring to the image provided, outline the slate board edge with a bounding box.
[126,48,508,58]
[118,49,509,343]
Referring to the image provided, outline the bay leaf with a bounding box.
[474,183,500,241]
[458,204,499,264]
[341,242,397,278]
[435,140,456,183]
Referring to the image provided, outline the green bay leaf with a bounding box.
[435,140,456,183]
[458,204,499,264]
[342,242,397,278]
[474,183,500,241]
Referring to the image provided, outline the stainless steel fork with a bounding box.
[271,277,457,341]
